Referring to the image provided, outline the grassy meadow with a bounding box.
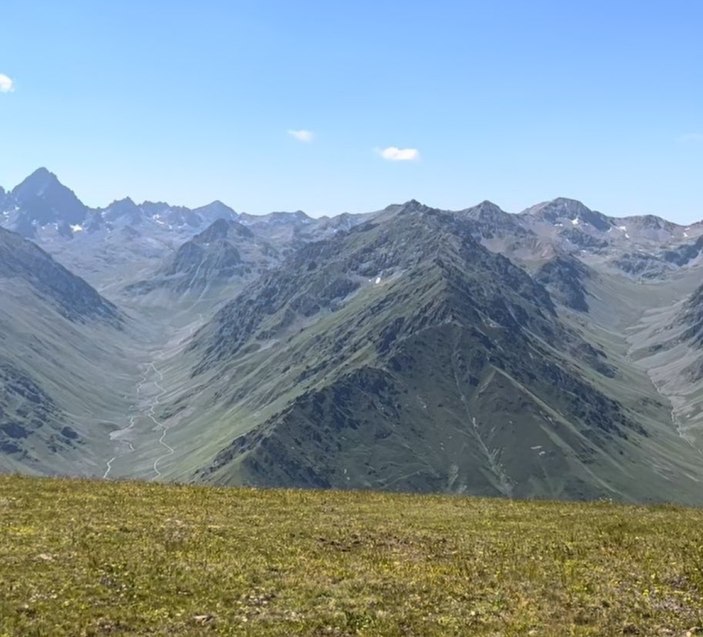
[1,475,703,636]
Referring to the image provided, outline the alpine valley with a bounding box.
[4,168,703,504]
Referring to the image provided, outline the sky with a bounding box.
[1,1,702,221]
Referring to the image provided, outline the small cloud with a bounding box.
[288,129,315,143]
[377,146,420,161]
[678,133,703,144]
[0,74,14,93]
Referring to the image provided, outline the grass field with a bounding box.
[1,475,703,636]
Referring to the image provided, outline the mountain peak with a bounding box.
[619,213,675,230]
[523,198,612,232]
[467,200,505,216]
[101,197,142,223]
[527,197,591,216]
[28,167,54,179]
[8,168,88,233]
[194,217,255,243]
[460,200,512,224]
[552,196,587,207]
[196,199,232,210]
[397,199,432,215]
[192,200,237,221]
[12,167,61,196]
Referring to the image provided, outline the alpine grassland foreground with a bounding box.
[1,476,703,636]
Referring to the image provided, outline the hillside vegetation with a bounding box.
[1,476,703,636]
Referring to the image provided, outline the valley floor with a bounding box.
[1,475,703,636]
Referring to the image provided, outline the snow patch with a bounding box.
[375,276,381,285]
[684,232,689,238]
[618,225,627,231]
[553,222,563,227]
[571,218,579,226]
[625,233,630,239]
[70,224,84,233]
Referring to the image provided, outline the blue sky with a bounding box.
[1,1,702,221]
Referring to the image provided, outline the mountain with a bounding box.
[237,209,373,257]
[516,198,697,250]
[190,202,558,372]
[611,234,703,279]
[4,171,703,506]
[0,170,371,294]
[461,200,528,236]
[522,197,614,233]
[101,196,143,226]
[153,202,703,503]
[0,226,120,324]
[4,168,89,238]
[0,170,249,293]
[126,218,279,297]
[3,169,699,288]
[0,227,133,473]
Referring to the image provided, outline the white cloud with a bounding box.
[377,146,420,161]
[0,74,14,93]
[678,133,703,144]
[288,129,315,143]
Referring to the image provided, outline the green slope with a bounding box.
[143,203,703,503]
[6,197,703,506]
[2,475,703,636]
[0,227,137,474]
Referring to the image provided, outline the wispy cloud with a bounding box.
[0,74,14,93]
[288,129,315,143]
[678,133,703,144]
[377,146,420,161]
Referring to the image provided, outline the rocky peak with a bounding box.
[196,218,254,243]
[464,200,509,220]
[192,200,237,223]
[524,198,612,232]
[102,197,143,223]
[9,168,88,232]
[11,167,58,198]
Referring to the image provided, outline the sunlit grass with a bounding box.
[1,475,702,635]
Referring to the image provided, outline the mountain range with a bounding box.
[3,168,703,504]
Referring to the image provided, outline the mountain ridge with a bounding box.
[3,168,703,505]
